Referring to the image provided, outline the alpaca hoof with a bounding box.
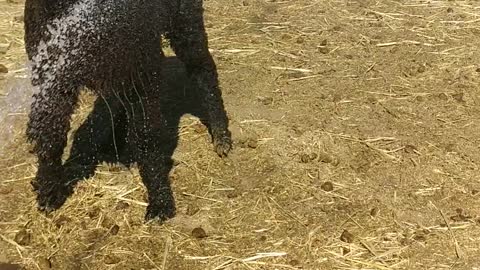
[213,134,232,158]
[144,197,176,222]
[37,192,68,214]
[33,182,72,213]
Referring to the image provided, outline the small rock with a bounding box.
[320,181,334,192]
[191,227,207,239]
[241,0,250,6]
[104,255,120,265]
[471,189,479,195]
[37,257,51,270]
[0,64,8,74]
[320,39,328,46]
[340,230,354,243]
[447,7,453,13]
[14,229,31,246]
[296,36,304,44]
[342,247,350,255]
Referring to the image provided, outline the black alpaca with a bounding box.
[24,0,232,221]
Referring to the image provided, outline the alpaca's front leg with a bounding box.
[167,0,232,157]
[27,82,80,212]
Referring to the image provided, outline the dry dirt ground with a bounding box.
[1,0,480,269]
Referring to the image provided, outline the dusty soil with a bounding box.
[1,0,480,269]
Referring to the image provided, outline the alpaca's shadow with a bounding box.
[63,56,209,186]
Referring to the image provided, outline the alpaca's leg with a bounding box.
[167,3,232,157]
[27,83,80,212]
[65,95,129,183]
[129,96,176,221]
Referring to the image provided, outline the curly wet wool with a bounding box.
[24,0,232,221]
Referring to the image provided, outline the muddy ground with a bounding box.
[1,0,480,269]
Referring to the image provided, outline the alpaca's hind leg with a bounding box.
[129,95,176,221]
[124,65,177,221]
[65,94,129,183]
[167,5,232,157]
[27,84,80,212]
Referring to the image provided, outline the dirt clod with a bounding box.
[191,227,207,239]
[0,64,8,73]
[0,263,22,270]
[186,204,200,216]
[109,224,120,235]
[247,138,258,149]
[340,230,354,243]
[101,216,115,229]
[450,208,471,222]
[115,201,130,210]
[37,257,51,270]
[300,153,317,163]
[321,181,334,192]
[318,46,329,54]
[54,215,71,228]
[289,259,300,266]
[318,152,334,163]
[451,92,465,103]
[404,144,418,154]
[14,229,31,246]
[370,207,379,217]
[104,255,120,265]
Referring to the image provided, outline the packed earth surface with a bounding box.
[1,0,480,269]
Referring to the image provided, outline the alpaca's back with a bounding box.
[25,0,170,90]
